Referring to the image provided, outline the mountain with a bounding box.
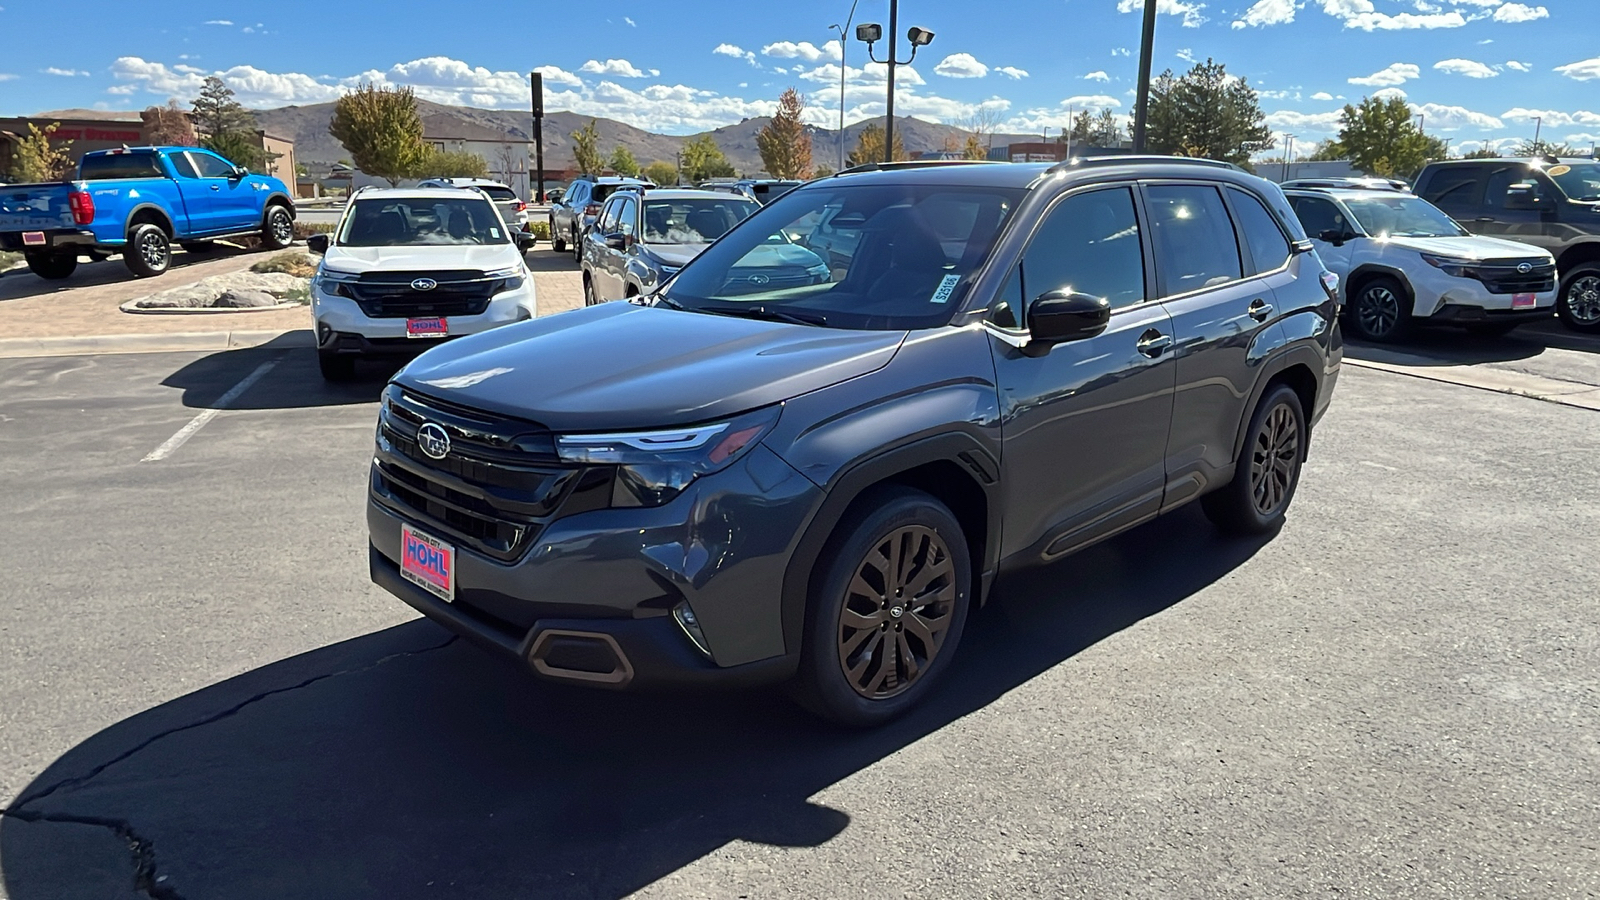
[253,99,1043,175]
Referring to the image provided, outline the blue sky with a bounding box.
[0,0,1596,153]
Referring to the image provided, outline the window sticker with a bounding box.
[929,273,962,304]
[490,227,502,239]
[1547,165,1571,177]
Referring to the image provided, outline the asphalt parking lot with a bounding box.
[1,325,1598,898]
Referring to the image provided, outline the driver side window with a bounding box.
[191,153,236,179]
[1002,187,1147,321]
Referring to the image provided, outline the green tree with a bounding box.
[1094,109,1123,147]
[328,82,428,186]
[140,101,196,146]
[756,87,813,179]
[1147,59,1274,165]
[8,123,73,182]
[1513,138,1573,157]
[191,76,269,170]
[1305,139,1347,161]
[847,122,906,166]
[681,134,736,182]
[642,159,678,186]
[811,165,835,179]
[1334,95,1444,178]
[1461,147,1502,159]
[418,148,489,178]
[571,119,603,176]
[1067,109,1096,148]
[608,145,640,177]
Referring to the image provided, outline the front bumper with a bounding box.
[312,282,536,351]
[1430,304,1554,325]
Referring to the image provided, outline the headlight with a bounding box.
[315,267,361,297]
[1420,253,1479,278]
[485,265,526,293]
[556,406,781,507]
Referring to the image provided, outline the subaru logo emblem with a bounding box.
[1517,262,1533,274]
[748,273,770,286]
[416,422,451,460]
[411,278,438,291]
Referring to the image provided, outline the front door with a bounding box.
[1288,194,1356,282]
[989,185,1177,562]
[1475,163,1562,254]
[187,151,258,232]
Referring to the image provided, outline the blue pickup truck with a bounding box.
[0,146,296,279]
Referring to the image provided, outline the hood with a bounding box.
[1382,234,1553,261]
[395,303,906,431]
[638,243,706,268]
[323,243,523,274]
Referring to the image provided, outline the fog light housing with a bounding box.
[673,600,712,658]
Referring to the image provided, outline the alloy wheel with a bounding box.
[1249,404,1300,517]
[270,210,293,245]
[837,524,957,700]
[1568,275,1600,325]
[1358,286,1400,337]
[140,232,169,269]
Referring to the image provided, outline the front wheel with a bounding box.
[262,205,294,250]
[1555,263,1600,334]
[793,486,971,727]
[571,230,582,263]
[1346,276,1412,342]
[1202,384,1307,535]
[552,222,567,254]
[25,250,77,280]
[582,273,597,306]
[124,223,171,278]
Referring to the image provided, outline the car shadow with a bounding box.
[524,246,581,273]
[160,334,401,411]
[0,246,251,303]
[1342,317,1600,367]
[1,505,1272,899]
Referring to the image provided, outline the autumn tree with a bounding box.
[757,88,813,179]
[8,123,73,182]
[141,101,196,146]
[847,123,907,166]
[571,119,603,176]
[1334,95,1448,178]
[962,133,987,160]
[609,145,640,177]
[328,83,428,186]
[191,76,269,170]
[1146,59,1273,166]
[680,134,735,182]
[642,159,678,186]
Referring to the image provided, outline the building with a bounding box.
[0,113,148,175]
[984,142,1134,164]
[257,131,297,186]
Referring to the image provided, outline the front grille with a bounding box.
[1476,259,1557,295]
[346,269,500,318]
[370,386,611,561]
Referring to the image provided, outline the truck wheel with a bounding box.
[124,223,171,278]
[1555,263,1600,334]
[1345,275,1412,342]
[1201,384,1306,536]
[792,486,971,728]
[24,250,78,280]
[262,205,294,251]
[317,350,356,382]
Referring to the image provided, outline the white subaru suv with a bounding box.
[1285,187,1557,341]
[307,186,537,380]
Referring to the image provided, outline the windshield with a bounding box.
[643,198,758,243]
[1545,162,1600,202]
[1343,196,1466,238]
[477,185,518,201]
[661,182,1025,330]
[338,197,510,247]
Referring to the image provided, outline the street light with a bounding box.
[1281,133,1296,181]
[857,1,935,164]
[1132,0,1158,152]
[829,0,862,172]
[1533,115,1543,148]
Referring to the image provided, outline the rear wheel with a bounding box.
[24,250,77,280]
[262,205,294,250]
[317,350,356,382]
[124,223,171,277]
[1555,263,1600,334]
[552,221,567,254]
[1346,276,1412,342]
[571,229,582,263]
[1202,384,1306,536]
[793,486,971,727]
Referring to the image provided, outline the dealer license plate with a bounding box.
[1511,293,1536,310]
[406,317,448,338]
[21,231,46,246]
[401,524,454,602]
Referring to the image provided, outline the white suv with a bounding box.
[417,178,530,234]
[307,187,537,380]
[1286,187,1557,341]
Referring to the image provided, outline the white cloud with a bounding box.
[1492,2,1547,22]
[1409,101,1504,130]
[1555,57,1600,81]
[1083,71,1111,82]
[1373,87,1409,99]
[994,66,1029,79]
[1112,47,1131,57]
[1176,48,1198,63]
[580,59,647,78]
[713,43,759,66]
[934,53,988,79]
[1349,62,1420,86]
[534,65,583,88]
[1061,94,1121,109]
[795,61,925,88]
[203,19,232,25]
[1501,108,1600,129]
[1321,0,1467,30]
[1311,91,1335,100]
[1434,58,1498,78]
[43,67,88,77]
[623,16,636,26]
[0,73,18,82]
[1265,109,1344,133]
[1117,0,1208,27]
[1503,60,1531,72]
[1233,0,1297,28]
[761,40,842,63]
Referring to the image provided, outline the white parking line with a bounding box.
[142,357,281,462]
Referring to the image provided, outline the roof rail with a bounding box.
[1047,154,1244,175]
[834,159,1000,176]
[350,185,378,197]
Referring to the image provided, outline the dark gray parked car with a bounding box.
[548,176,652,261]
[580,187,763,304]
[369,158,1342,726]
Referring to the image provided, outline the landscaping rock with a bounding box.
[128,270,308,310]
[215,289,280,308]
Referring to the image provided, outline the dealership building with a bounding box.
[0,112,296,185]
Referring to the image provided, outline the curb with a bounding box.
[0,329,313,359]
[1345,358,1600,412]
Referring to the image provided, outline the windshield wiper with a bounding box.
[694,303,829,327]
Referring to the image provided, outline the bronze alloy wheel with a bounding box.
[1250,403,1301,517]
[837,524,957,700]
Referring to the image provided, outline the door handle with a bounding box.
[210,185,221,191]
[1473,216,1494,223]
[1248,299,1274,322]
[1136,329,1172,358]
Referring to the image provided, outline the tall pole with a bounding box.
[1132,0,1158,153]
[831,0,860,172]
[885,0,899,163]
[1533,115,1543,147]
[530,72,545,204]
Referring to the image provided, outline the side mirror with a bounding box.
[1317,229,1349,246]
[515,231,535,253]
[1026,290,1111,353]
[604,233,627,250]
[306,234,329,254]
[1504,183,1549,211]
[230,165,248,178]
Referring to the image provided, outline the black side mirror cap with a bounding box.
[1025,290,1111,354]
[306,234,329,254]
[515,231,535,252]
[604,233,627,250]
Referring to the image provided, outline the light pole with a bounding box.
[829,0,861,172]
[1282,133,1296,180]
[1414,112,1425,133]
[857,2,935,164]
[1132,0,1158,152]
[1533,115,1543,149]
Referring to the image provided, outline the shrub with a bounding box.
[525,220,550,241]
[293,221,335,239]
[251,251,318,278]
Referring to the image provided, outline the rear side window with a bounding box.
[477,185,517,201]
[597,197,623,234]
[1289,196,1351,238]
[1419,166,1485,209]
[1227,188,1291,275]
[1021,187,1146,310]
[78,153,165,180]
[1145,184,1242,297]
[616,197,638,236]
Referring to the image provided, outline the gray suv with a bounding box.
[368,158,1342,726]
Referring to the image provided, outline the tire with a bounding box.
[1465,321,1519,337]
[582,273,598,306]
[792,486,972,728]
[1555,262,1600,334]
[261,204,294,251]
[180,241,216,254]
[552,221,567,254]
[124,223,171,278]
[1201,384,1307,536]
[24,250,77,280]
[1345,276,1412,342]
[317,351,356,382]
[571,229,582,263]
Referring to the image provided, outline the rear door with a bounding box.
[186,150,258,232]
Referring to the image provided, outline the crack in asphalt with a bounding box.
[0,635,459,899]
